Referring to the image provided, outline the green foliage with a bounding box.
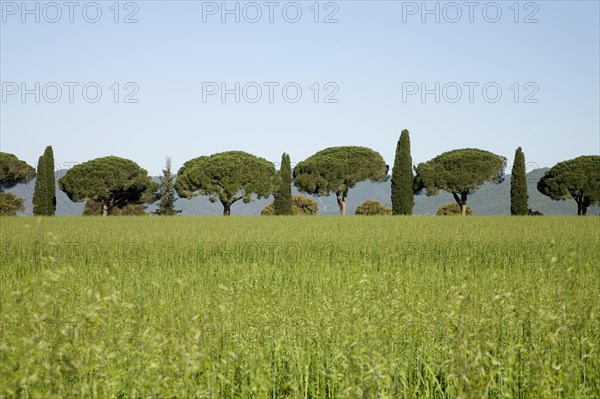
[437,202,473,216]
[510,147,528,215]
[414,148,506,215]
[0,152,35,191]
[355,200,392,215]
[293,146,388,215]
[32,155,47,216]
[176,151,275,216]
[0,192,25,216]
[291,196,319,215]
[391,129,414,215]
[260,204,275,216]
[83,199,147,216]
[59,156,156,216]
[33,146,56,216]
[537,155,600,216]
[1,217,599,397]
[414,148,506,195]
[154,158,181,216]
[44,146,56,216]
[273,153,293,215]
[82,199,105,216]
[262,195,318,216]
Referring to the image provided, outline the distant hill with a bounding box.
[5,169,599,216]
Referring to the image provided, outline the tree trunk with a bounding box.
[336,191,348,216]
[452,191,469,216]
[102,202,108,217]
[573,194,591,216]
[575,195,582,216]
[582,196,590,216]
[221,200,231,216]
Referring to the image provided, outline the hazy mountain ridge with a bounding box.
[5,169,599,216]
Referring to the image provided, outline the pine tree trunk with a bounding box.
[574,195,583,216]
[581,196,590,216]
[453,191,469,216]
[222,202,231,216]
[336,191,348,216]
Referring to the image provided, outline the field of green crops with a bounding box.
[0,216,599,398]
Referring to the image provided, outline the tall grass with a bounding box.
[1,216,599,398]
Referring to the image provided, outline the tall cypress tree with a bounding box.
[44,146,56,216]
[154,157,181,215]
[391,129,414,215]
[510,147,528,215]
[33,146,56,216]
[274,153,293,215]
[32,154,47,216]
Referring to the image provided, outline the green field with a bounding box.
[1,217,599,398]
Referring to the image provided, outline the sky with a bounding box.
[1,0,599,175]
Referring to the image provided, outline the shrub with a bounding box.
[0,192,25,216]
[437,202,473,216]
[83,199,147,216]
[355,200,392,216]
[262,196,318,216]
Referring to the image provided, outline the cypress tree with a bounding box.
[33,146,56,216]
[274,153,293,215]
[44,146,56,216]
[154,157,181,215]
[391,129,414,215]
[32,154,47,216]
[510,147,528,215]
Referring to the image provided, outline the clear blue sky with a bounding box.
[1,0,599,175]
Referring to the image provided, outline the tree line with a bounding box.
[1,133,599,217]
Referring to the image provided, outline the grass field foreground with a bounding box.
[1,216,599,398]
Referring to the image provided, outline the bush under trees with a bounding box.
[355,200,392,216]
[437,202,473,216]
[83,199,147,216]
[262,196,318,216]
[0,192,25,216]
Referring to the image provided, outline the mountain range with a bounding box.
[6,168,599,216]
